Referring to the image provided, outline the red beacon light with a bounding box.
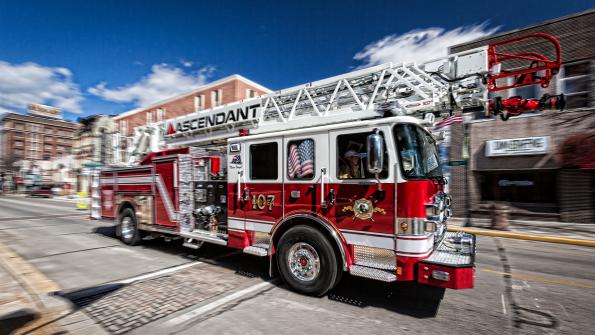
[238,128,249,136]
[485,33,565,120]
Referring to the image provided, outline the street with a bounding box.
[0,195,594,335]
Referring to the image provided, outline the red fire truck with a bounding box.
[92,34,564,296]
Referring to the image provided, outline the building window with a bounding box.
[287,139,315,179]
[194,95,205,111]
[44,144,52,151]
[14,140,23,147]
[212,89,222,107]
[14,149,23,157]
[146,111,153,124]
[157,108,166,121]
[45,128,53,135]
[15,123,24,130]
[246,89,256,99]
[30,124,40,132]
[250,142,278,180]
[120,120,128,135]
[560,61,591,109]
[513,83,540,100]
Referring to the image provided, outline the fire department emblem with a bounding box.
[342,198,386,221]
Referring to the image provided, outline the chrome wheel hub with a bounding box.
[121,216,134,239]
[288,242,320,282]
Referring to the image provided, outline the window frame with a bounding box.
[249,141,279,181]
[394,123,442,181]
[558,61,591,109]
[286,138,316,181]
[335,129,390,181]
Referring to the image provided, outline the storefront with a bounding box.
[475,135,559,215]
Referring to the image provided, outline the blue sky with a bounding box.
[0,0,592,120]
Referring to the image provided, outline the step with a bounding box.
[349,265,397,282]
[243,243,269,256]
[180,230,228,246]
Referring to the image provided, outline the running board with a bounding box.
[243,243,269,256]
[180,230,228,246]
[349,265,397,282]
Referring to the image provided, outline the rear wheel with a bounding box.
[277,225,341,296]
[118,208,141,245]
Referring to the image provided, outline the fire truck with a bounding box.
[92,34,564,296]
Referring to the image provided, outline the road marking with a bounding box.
[500,294,507,315]
[0,196,77,210]
[165,281,273,326]
[0,214,86,222]
[481,268,595,290]
[116,261,203,284]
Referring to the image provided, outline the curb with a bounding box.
[448,227,595,247]
[0,243,70,334]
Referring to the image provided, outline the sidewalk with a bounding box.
[449,217,595,246]
[0,242,107,334]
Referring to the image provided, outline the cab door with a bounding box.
[283,133,328,217]
[328,126,396,237]
[242,137,284,235]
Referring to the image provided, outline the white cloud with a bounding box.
[354,24,498,67]
[0,61,82,113]
[180,59,193,68]
[89,64,214,107]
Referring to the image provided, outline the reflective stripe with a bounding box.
[396,234,434,256]
[340,229,393,237]
[343,232,394,249]
[227,219,244,231]
[245,220,273,233]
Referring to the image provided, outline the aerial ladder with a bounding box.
[124,33,564,164]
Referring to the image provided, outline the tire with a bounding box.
[118,208,141,245]
[277,225,341,296]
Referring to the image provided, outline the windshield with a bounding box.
[394,124,442,179]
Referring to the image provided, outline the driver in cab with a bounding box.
[339,150,363,179]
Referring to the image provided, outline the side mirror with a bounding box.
[366,131,384,175]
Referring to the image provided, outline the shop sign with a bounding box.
[485,136,549,157]
[498,180,534,187]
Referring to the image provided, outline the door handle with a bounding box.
[320,168,327,208]
[237,170,243,201]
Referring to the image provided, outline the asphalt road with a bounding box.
[0,195,593,335]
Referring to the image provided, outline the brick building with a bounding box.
[0,104,79,172]
[113,74,271,137]
[447,10,595,222]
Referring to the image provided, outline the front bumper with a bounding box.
[418,231,476,289]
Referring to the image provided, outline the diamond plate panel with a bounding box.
[353,245,396,270]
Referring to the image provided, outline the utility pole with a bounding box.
[462,114,473,227]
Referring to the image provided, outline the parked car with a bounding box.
[28,184,53,197]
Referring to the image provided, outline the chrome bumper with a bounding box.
[424,231,475,267]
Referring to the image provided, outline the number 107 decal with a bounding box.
[251,194,275,211]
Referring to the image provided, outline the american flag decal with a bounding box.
[231,155,242,165]
[287,140,315,178]
[288,144,301,178]
[298,139,314,177]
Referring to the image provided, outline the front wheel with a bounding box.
[118,208,141,245]
[277,225,341,296]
